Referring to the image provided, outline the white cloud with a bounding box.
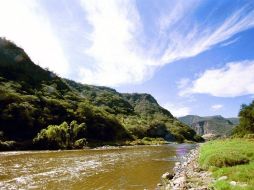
[163,103,191,117]
[181,60,254,97]
[0,0,69,76]
[211,104,223,110]
[78,0,157,86]
[1,1,254,87]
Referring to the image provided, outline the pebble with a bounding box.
[230,181,237,186]
[159,146,213,190]
[218,176,228,181]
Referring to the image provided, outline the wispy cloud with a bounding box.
[160,6,254,64]
[220,37,240,47]
[177,78,191,89]
[211,104,223,110]
[78,0,254,86]
[180,60,254,97]
[0,0,69,76]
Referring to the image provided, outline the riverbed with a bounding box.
[0,144,195,190]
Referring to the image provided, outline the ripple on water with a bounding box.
[0,145,196,190]
[0,154,105,189]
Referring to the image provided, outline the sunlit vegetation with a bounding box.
[199,139,254,189]
[0,38,203,150]
[198,99,254,189]
[33,121,87,149]
[233,100,254,137]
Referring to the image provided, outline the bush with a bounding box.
[74,138,87,148]
[193,134,205,142]
[202,152,249,168]
[33,121,86,149]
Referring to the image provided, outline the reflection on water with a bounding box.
[175,144,195,157]
[0,144,195,190]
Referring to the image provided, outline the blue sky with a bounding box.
[0,0,254,117]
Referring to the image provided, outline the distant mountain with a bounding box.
[0,38,202,150]
[179,115,239,137]
[227,117,240,125]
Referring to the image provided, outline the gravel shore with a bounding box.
[158,146,213,190]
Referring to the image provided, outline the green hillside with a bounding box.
[0,38,202,150]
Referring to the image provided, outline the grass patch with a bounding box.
[199,139,254,190]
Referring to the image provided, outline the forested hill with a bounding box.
[179,115,239,137]
[0,38,202,150]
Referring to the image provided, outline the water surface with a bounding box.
[0,144,195,190]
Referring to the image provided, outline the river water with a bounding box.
[0,144,195,190]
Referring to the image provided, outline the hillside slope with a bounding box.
[0,38,202,150]
[179,115,238,137]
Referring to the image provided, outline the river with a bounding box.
[0,144,195,190]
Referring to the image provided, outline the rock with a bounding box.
[159,146,212,190]
[230,181,237,186]
[157,183,163,187]
[173,176,186,185]
[239,183,247,187]
[162,172,174,180]
[218,176,228,181]
[27,186,39,189]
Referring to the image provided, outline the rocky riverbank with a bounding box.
[158,146,213,190]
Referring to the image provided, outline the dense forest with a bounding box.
[0,38,203,150]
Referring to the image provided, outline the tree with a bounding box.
[233,101,254,136]
[33,121,87,149]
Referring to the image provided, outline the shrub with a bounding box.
[74,138,87,148]
[33,121,86,149]
[202,152,249,168]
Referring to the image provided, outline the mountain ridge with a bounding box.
[178,115,239,137]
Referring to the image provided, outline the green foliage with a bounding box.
[74,138,87,148]
[122,93,173,117]
[33,121,87,149]
[233,101,254,137]
[199,139,254,189]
